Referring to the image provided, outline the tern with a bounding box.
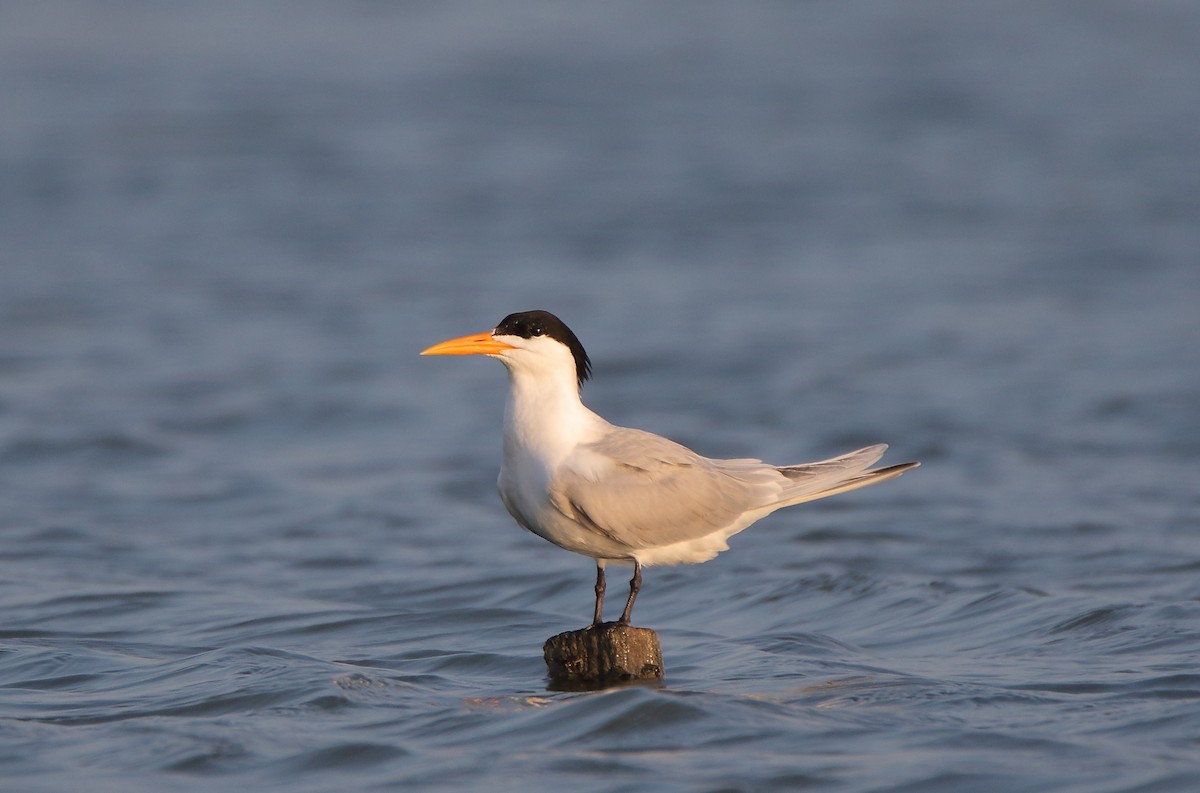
[422,310,918,626]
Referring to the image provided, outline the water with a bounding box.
[2,2,1199,791]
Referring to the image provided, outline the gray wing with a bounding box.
[549,434,913,551]
[547,427,785,550]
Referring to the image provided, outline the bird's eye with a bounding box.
[530,325,544,337]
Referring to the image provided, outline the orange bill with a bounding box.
[420,331,515,356]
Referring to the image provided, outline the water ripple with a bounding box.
[3,2,1200,791]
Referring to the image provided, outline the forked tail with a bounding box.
[772,444,919,507]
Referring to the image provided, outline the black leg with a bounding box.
[591,563,606,626]
[618,560,642,625]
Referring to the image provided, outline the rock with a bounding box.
[543,623,664,688]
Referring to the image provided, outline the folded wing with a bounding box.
[548,428,916,553]
[548,427,779,550]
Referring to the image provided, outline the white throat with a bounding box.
[502,363,599,466]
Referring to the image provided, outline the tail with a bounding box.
[772,444,919,508]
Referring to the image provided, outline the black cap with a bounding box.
[494,310,592,387]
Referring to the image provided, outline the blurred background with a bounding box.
[1,2,1198,791]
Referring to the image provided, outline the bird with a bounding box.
[421,310,918,627]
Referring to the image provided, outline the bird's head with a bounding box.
[421,310,592,389]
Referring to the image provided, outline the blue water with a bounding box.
[2,2,1199,791]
